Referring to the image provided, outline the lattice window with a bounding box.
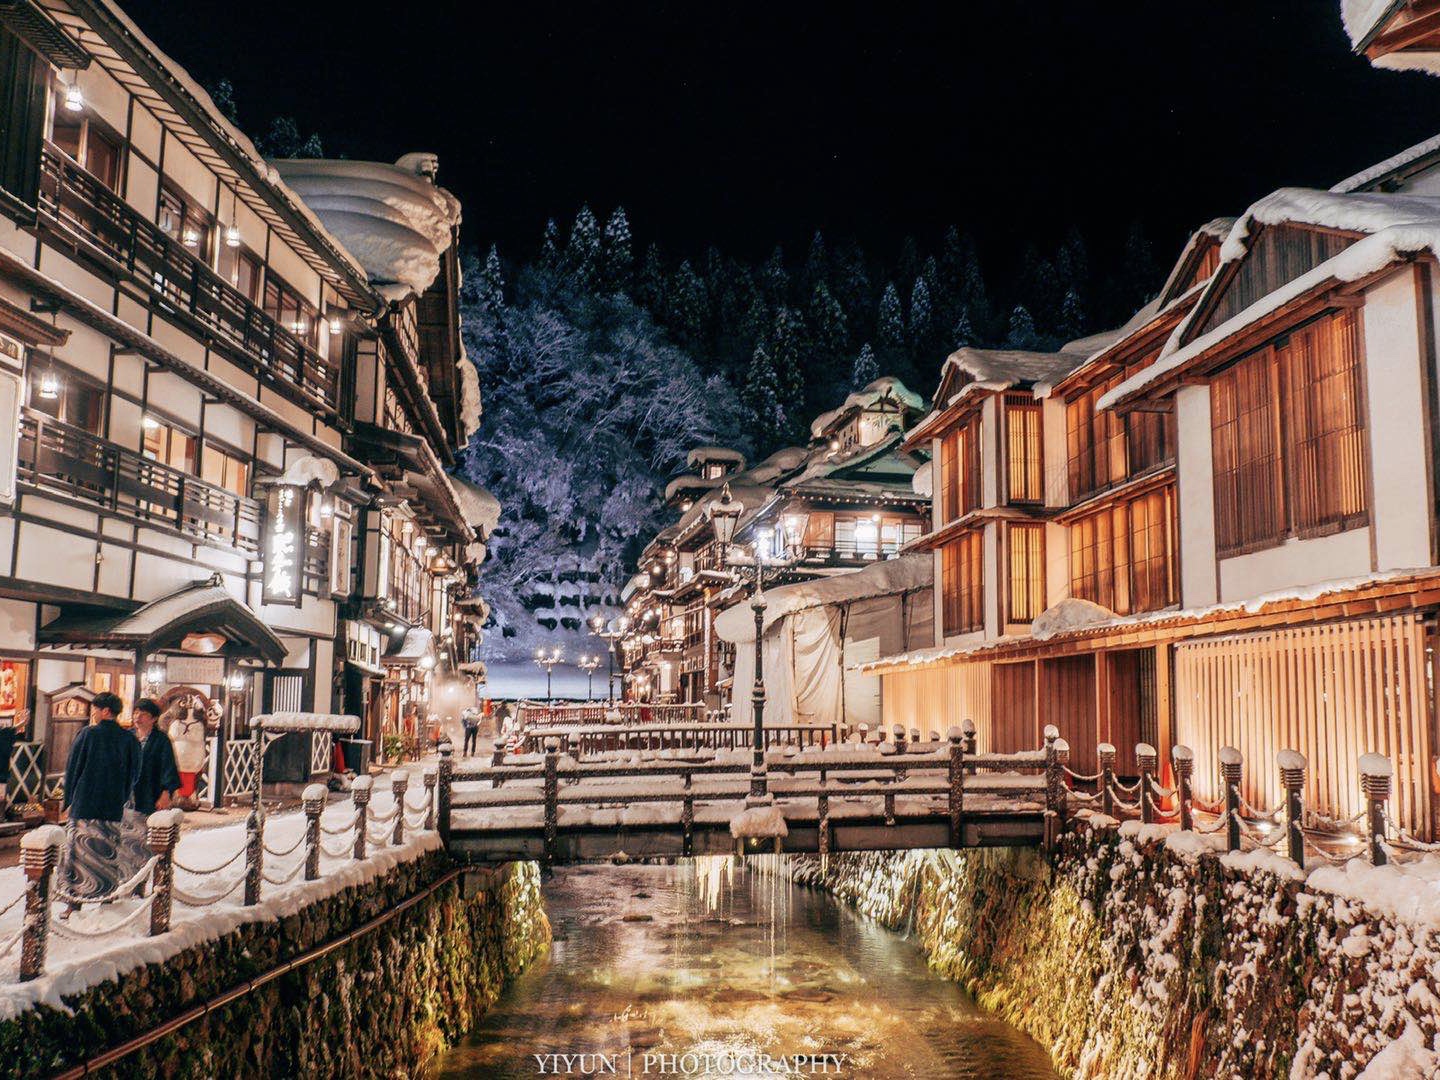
[941,528,984,636]
[1005,396,1043,504]
[1006,523,1045,623]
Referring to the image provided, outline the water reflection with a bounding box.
[434,859,1058,1079]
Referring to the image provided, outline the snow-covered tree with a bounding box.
[850,342,879,389]
[1058,288,1086,342]
[952,306,977,349]
[761,246,789,304]
[665,260,707,348]
[636,243,665,310]
[909,276,932,350]
[877,282,905,351]
[802,230,828,295]
[256,116,323,158]
[768,305,806,425]
[538,219,563,279]
[566,205,601,291]
[807,282,847,378]
[1005,305,1039,349]
[742,342,787,451]
[476,246,505,314]
[601,206,634,293]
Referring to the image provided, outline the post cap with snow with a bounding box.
[1358,752,1393,778]
[1218,746,1243,766]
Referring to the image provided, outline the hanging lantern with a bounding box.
[225,223,241,248]
[64,84,84,112]
[37,369,60,400]
[328,314,343,335]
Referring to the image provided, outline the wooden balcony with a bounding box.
[37,144,340,416]
[17,411,263,555]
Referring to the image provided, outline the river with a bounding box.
[433,858,1058,1079]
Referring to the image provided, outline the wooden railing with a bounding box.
[17,412,263,554]
[37,144,340,413]
[509,720,844,757]
[514,701,706,727]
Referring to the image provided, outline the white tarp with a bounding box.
[720,556,932,728]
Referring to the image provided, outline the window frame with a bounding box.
[941,527,984,637]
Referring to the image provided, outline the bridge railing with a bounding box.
[1053,735,1432,870]
[513,701,707,728]
[8,769,438,982]
[508,720,845,758]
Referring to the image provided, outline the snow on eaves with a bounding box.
[686,446,746,468]
[1332,132,1440,193]
[450,475,502,538]
[457,343,482,440]
[1341,0,1402,47]
[92,1,373,304]
[271,157,462,300]
[944,347,1085,396]
[1099,188,1440,411]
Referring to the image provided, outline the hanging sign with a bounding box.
[166,655,226,685]
[263,484,305,606]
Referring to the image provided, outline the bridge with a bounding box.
[436,723,1065,864]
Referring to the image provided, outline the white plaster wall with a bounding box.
[0,599,36,651]
[1044,520,1070,609]
[1175,385,1218,608]
[983,520,999,638]
[1042,396,1068,508]
[981,396,998,508]
[1362,272,1432,571]
[1218,527,1371,602]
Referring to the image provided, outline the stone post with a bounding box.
[147,809,182,936]
[491,738,506,789]
[437,743,453,842]
[1278,749,1307,869]
[1136,742,1158,825]
[962,718,977,762]
[1098,743,1117,818]
[817,790,831,857]
[302,783,326,881]
[1051,737,1071,840]
[893,725,907,754]
[947,726,965,848]
[391,770,409,846]
[422,768,437,832]
[19,825,62,981]
[543,737,560,867]
[1172,745,1194,832]
[1359,753,1393,867]
[1043,723,1059,758]
[1219,746,1243,853]
[352,774,373,861]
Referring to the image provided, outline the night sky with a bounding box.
[121,1,1440,272]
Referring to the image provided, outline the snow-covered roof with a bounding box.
[808,376,925,439]
[385,626,435,663]
[664,474,721,502]
[1343,0,1403,46]
[1341,0,1440,73]
[943,347,1084,393]
[713,554,932,643]
[739,447,810,485]
[450,475,501,538]
[249,712,362,734]
[1099,187,1440,411]
[457,349,482,440]
[271,157,462,301]
[1332,132,1440,193]
[685,446,746,468]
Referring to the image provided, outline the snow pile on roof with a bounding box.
[740,447,810,485]
[686,446,746,468]
[1031,597,1116,640]
[457,348,482,439]
[249,712,361,733]
[271,157,462,300]
[273,454,341,489]
[1332,132,1440,193]
[451,475,502,537]
[911,459,932,497]
[1342,0,1397,45]
[386,626,435,662]
[809,376,925,439]
[944,347,1084,396]
[714,554,931,643]
[1341,0,1440,75]
[1099,188,1440,411]
[664,474,721,501]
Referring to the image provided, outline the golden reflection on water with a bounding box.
[434,859,1058,1079]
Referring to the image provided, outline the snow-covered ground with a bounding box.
[0,784,438,1021]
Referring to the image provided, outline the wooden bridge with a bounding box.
[436,724,1066,864]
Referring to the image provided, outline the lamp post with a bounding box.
[588,614,629,704]
[578,654,600,700]
[708,484,805,806]
[533,646,563,702]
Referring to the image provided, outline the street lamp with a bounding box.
[707,484,804,806]
[589,614,629,704]
[533,646,563,702]
[578,654,600,700]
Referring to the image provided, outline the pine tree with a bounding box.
[951,306,976,349]
[1121,219,1160,311]
[636,243,665,310]
[1018,245,1063,334]
[478,245,505,315]
[909,276,932,351]
[742,342,787,451]
[539,219,563,279]
[761,246,789,304]
[256,116,323,158]
[1005,305,1039,350]
[1058,288,1086,342]
[877,283,905,351]
[666,260,707,348]
[955,234,993,337]
[850,342,880,389]
[802,230,828,295]
[1056,227,1089,305]
[769,306,806,425]
[896,236,921,290]
[566,205,601,291]
[209,79,240,123]
[601,207,633,293]
[807,282,847,374]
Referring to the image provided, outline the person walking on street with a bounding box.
[461,709,480,757]
[61,692,140,901]
[120,697,181,887]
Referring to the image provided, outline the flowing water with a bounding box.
[433,858,1059,1079]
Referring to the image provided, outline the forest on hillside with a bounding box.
[455,206,1166,659]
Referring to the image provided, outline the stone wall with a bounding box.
[0,853,550,1079]
[785,816,1440,1079]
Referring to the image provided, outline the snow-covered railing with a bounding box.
[1062,740,1416,872]
[508,720,845,758]
[11,767,436,982]
[514,701,706,729]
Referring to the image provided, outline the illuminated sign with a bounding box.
[262,484,305,606]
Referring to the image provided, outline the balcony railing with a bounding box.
[17,412,263,555]
[37,144,339,414]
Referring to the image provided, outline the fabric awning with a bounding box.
[39,576,287,665]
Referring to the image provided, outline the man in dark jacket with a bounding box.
[61,692,140,899]
[130,698,180,814]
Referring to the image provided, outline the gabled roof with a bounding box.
[808,376,924,440]
[1099,187,1440,411]
[1332,132,1440,193]
[1342,0,1440,75]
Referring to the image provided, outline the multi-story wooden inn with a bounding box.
[620,378,929,708]
[869,143,1440,839]
[0,0,488,807]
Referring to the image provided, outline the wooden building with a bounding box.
[870,181,1440,839]
[619,378,930,708]
[0,0,488,804]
